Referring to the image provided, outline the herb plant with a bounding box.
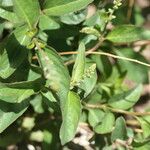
[0,0,150,149]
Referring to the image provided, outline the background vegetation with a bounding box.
[0,0,150,149]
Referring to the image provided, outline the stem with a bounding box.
[127,0,135,23]
[86,37,105,53]
[134,128,143,133]
[126,120,141,127]
[33,38,42,51]
[84,103,150,116]
[64,37,105,65]
[60,51,150,67]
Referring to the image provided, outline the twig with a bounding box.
[60,51,150,67]
[86,37,105,53]
[64,37,105,65]
[126,120,141,127]
[134,40,150,46]
[127,0,135,23]
[134,128,143,133]
[84,103,150,116]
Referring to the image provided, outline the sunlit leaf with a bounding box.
[43,0,93,16]
[36,46,70,107]
[94,112,115,134]
[88,109,105,127]
[0,100,29,133]
[60,91,81,145]
[111,117,128,142]
[108,85,142,110]
[71,42,85,88]
[13,0,40,28]
[106,25,150,43]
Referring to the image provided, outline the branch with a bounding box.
[84,103,150,116]
[126,0,135,23]
[126,120,141,127]
[63,37,104,65]
[86,37,105,53]
[60,51,150,67]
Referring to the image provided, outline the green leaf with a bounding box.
[137,117,150,138]
[84,9,108,32]
[13,25,33,46]
[36,46,70,107]
[60,91,81,145]
[86,87,103,104]
[0,99,29,133]
[94,112,115,134]
[108,85,142,110]
[115,48,149,83]
[133,144,150,150]
[88,109,105,128]
[81,27,100,37]
[106,25,150,43]
[41,90,57,102]
[0,8,18,23]
[71,42,85,88]
[4,66,44,89]
[0,26,29,79]
[0,0,13,7]
[60,10,87,25]
[13,0,40,29]
[91,54,112,79]
[39,14,60,31]
[111,117,128,142]
[0,87,34,103]
[43,0,93,16]
[80,111,87,122]
[30,94,45,114]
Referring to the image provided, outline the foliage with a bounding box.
[0,0,150,149]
